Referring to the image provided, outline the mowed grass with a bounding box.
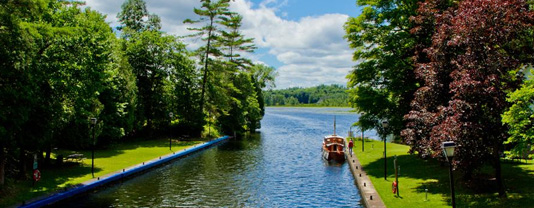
[350,138,534,208]
[0,138,202,207]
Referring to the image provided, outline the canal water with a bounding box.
[56,107,378,207]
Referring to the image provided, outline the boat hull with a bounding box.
[322,149,346,162]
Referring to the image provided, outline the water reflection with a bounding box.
[55,107,368,207]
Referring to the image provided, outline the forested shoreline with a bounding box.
[264,84,349,107]
[0,0,275,186]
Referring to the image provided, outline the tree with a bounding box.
[0,0,47,184]
[117,0,161,32]
[403,0,534,196]
[218,13,256,70]
[97,39,138,145]
[118,0,191,134]
[344,0,421,138]
[184,0,232,119]
[502,69,534,159]
[251,64,277,118]
[125,30,187,132]
[0,0,120,182]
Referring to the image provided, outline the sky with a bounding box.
[84,0,362,89]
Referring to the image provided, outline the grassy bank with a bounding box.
[0,138,203,207]
[350,139,534,208]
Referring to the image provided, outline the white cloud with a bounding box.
[230,0,353,88]
[84,0,354,89]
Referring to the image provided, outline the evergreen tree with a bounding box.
[184,0,232,121]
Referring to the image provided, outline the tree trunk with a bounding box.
[199,16,214,114]
[0,147,5,185]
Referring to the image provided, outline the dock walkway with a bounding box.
[346,141,386,208]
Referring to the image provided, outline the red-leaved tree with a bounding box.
[403,0,534,196]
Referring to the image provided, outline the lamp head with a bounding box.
[381,120,389,128]
[441,141,456,158]
[90,118,97,125]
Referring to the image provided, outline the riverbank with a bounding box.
[350,139,534,208]
[345,140,386,208]
[0,137,215,207]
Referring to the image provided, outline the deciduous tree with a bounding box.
[344,0,421,138]
[403,0,534,196]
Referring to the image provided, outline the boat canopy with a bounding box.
[325,143,345,147]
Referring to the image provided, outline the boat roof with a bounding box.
[324,135,344,139]
[325,143,345,147]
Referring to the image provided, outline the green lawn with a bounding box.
[0,138,203,207]
[350,138,534,208]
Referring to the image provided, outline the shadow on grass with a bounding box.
[363,153,534,208]
[1,138,207,207]
[0,164,103,207]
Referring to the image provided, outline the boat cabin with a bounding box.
[323,136,345,152]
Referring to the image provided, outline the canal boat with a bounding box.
[322,117,346,162]
[322,135,346,162]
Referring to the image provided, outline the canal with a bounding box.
[56,107,378,207]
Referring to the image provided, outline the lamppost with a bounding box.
[90,117,97,178]
[382,119,389,180]
[442,141,457,208]
[169,112,173,150]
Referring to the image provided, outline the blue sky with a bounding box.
[257,0,361,21]
[85,0,362,89]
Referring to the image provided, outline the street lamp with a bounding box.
[442,141,457,208]
[169,112,173,150]
[90,117,97,178]
[382,119,389,180]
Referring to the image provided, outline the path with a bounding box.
[346,141,386,208]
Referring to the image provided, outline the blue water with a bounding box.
[55,107,377,207]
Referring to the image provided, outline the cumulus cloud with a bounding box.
[231,0,353,88]
[84,0,354,89]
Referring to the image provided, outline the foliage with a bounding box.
[117,0,161,32]
[344,0,421,138]
[0,0,271,191]
[402,0,534,195]
[97,39,138,145]
[264,84,349,107]
[125,30,186,131]
[218,13,256,70]
[0,0,120,183]
[503,69,534,158]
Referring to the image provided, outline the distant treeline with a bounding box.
[264,84,349,106]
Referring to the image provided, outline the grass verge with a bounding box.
[350,138,534,208]
[0,138,203,207]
